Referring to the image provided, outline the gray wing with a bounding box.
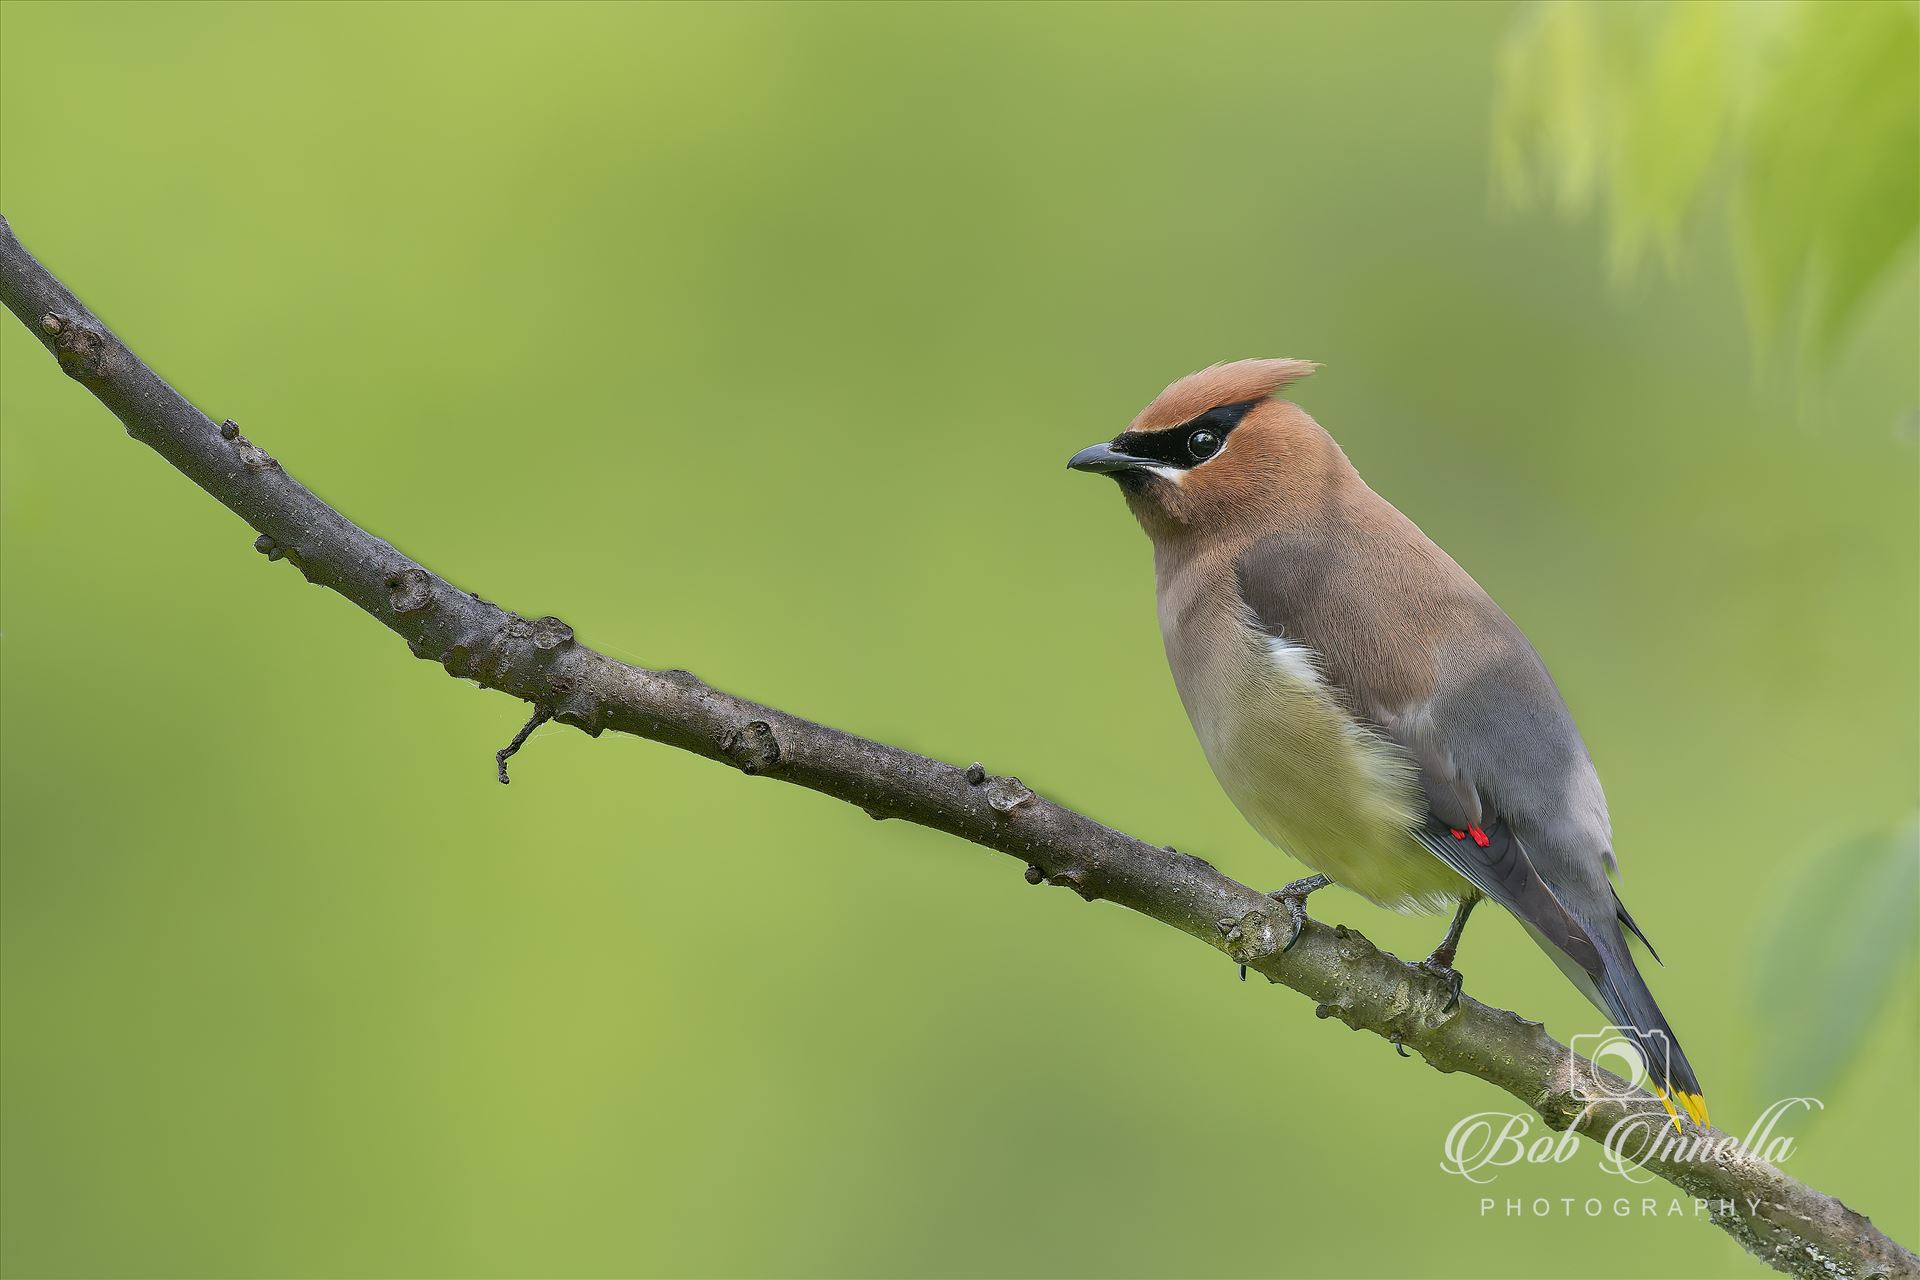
[1235,526,1706,1110]
[1234,529,1612,978]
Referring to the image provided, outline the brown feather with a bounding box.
[1128,358,1319,433]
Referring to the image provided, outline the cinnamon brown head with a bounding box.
[1067,358,1346,540]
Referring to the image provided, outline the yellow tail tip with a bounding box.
[1655,1086,1710,1130]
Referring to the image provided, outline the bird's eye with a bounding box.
[1187,429,1221,461]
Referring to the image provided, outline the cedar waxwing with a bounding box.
[1068,359,1707,1128]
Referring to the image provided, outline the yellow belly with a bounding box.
[1171,627,1465,912]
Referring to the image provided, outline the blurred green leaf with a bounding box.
[1608,1,1729,273]
[1752,815,1920,1103]
[1495,0,1919,367]
[1739,0,1920,356]
[1493,1,1611,215]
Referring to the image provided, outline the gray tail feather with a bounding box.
[1590,927,1707,1121]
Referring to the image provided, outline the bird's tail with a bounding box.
[1587,925,1708,1131]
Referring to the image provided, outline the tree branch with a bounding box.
[1,216,1909,1280]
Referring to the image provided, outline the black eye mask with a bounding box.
[1109,399,1259,470]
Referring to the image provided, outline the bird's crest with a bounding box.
[1129,358,1319,433]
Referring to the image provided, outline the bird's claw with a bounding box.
[1418,959,1465,1014]
[1266,873,1331,952]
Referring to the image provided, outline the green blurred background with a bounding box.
[2,3,1914,1277]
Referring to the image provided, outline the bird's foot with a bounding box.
[1416,893,1477,1013]
[1417,956,1465,1014]
[1267,874,1332,952]
[1236,874,1331,981]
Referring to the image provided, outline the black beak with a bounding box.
[1066,441,1146,474]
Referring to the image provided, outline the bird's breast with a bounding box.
[1157,577,1459,911]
